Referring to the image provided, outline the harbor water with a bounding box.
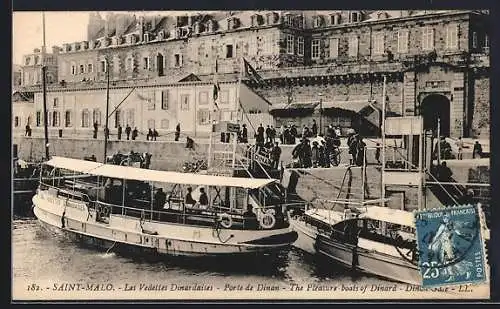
[12,218,392,298]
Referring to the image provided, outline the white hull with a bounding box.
[33,191,297,257]
[291,217,421,285]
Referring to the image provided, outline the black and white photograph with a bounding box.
[12,10,492,300]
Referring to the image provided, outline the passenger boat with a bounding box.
[13,158,41,216]
[291,204,421,285]
[289,76,490,285]
[32,156,298,257]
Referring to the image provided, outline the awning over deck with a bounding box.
[270,100,374,113]
[45,156,276,189]
[361,206,415,227]
[269,102,319,111]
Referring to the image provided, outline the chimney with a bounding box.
[87,12,105,41]
[115,14,129,37]
[139,16,145,41]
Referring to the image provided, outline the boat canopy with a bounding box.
[45,156,276,189]
[361,206,415,227]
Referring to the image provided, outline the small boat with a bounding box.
[32,156,298,257]
[291,205,421,285]
[13,158,41,217]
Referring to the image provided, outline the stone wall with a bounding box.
[472,76,490,137]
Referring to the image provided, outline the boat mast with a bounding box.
[103,58,110,163]
[41,12,50,160]
[380,75,387,207]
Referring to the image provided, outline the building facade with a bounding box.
[16,10,490,139]
[20,46,60,86]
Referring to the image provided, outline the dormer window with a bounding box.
[313,16,324,28]
[331,14,341,25]
[266,12,278,25]
[377,12,388,20]
[206,20,216,32]
[350,11,361,23]
[284,14,293,26]
[296,15,304,28]
[251,14,263,27]
[227,17,240,30]
[144,33,150,42]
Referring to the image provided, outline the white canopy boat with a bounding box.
[32,156,298,257]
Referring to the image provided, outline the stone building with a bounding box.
[12,64,22,90]
[16,10,490,139]
[20,46,60,86]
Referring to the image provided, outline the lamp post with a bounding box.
[318,92,323,135]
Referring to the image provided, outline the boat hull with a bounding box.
[33,192,297,257]
[291,218,421,285]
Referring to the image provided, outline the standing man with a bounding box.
[25,123,31,137]
[147,128,153,141]
[125,124,131,140]
[265,125,272,143]
[241,124,248,143]
[132,127,138,140]
[117,124,122,140]
[175,123,181,141]
[104,127,110,140]
[456,137,464,160]
[93,122,98,139]
[153,128,158,141]
[270,142,282,169]
[312,119,318,137]
[473,141,483,159]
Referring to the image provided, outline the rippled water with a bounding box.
[12,219,390,291]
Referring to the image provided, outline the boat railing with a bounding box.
[37,185,288,230]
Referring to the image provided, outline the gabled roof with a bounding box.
[178,73,201,82]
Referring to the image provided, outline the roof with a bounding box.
[46,156,275,189]
[360,206,415,227]
[321,100,372,113]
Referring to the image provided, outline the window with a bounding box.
[219,91,229,105]
[198,109,210,125]
[297,37,304,56]
[81,109,90,127]
[88,63,93,73]
[161,90,169,110]
[263,35,273,55]
[329,38,339,58]
[331,14,341,25]
[143,57,150,70]
[147,119,155,129]
[127,109,135,127]
[422,27,434,51]
[226,44,234,58]
[53,98,59,108]
[349,36,359,57]
[144,33,149,42]
[181,95,190,110]
[100,60,107,73]
[285,14,293,26]
[311,39,320,59]
[174,54,182,67]
[199,91,208,105]
[71,65,76,75]
[472,32,478,49]
[80,64,85,74]
[350,12,360,23]
[36,111,42,127]
[397,30,409,53]
[92,109,101,125]
[251,15,258,27]
[52,111,60,127]
[127,57,133,71]
[161,119,169,129]
[446,24,458,50]
[14,116,19,127]
[286,34,294,54]
[373,33,385,55]
[65,110,72,127]
[313,16,322,28]
[114,109,121,128]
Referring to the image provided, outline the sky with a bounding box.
[12,11,220,66]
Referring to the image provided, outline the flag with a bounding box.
[243,58,265,85]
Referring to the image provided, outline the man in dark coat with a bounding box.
[312,119,318,137]
[241,124,248,143]
[132,127,138,140]
[270,142,282,169]
[93,122,98,139]
[175,123,181,141]
[473,141,483,159]
[125,124,131,140]
[355,137,366,166]
[147,128,153,141]
[117,125,122,140]
[153,129,158,141]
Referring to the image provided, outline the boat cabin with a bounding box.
[39,157,291,231]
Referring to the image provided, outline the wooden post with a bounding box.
[381,75,387,207]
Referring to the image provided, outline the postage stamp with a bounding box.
[414,204,487,287]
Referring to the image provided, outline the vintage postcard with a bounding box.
[12,9,491,301]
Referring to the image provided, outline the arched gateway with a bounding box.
[420,94,451,137]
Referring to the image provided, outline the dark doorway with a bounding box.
[157,53,164,76]
[421,94,451,137]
